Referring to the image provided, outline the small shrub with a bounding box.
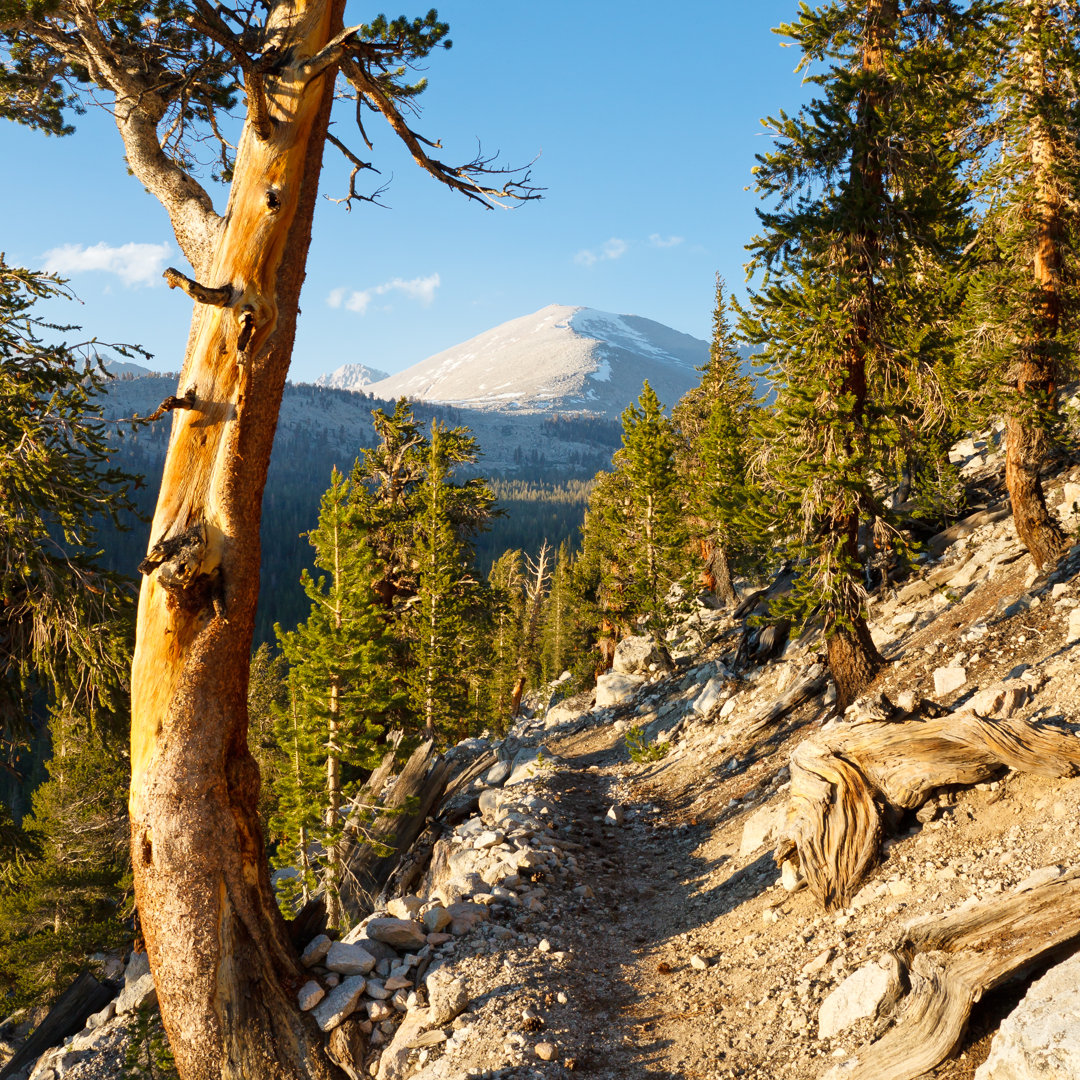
[624,726,669,763]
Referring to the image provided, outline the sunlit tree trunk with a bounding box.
[1006,0,1068,570]
[128,1,349,1075]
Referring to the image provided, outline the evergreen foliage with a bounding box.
[961,0,1080,567]
[271,469,394,928]
[0,259,143,735]
[738,0,975,703]
[0,719,131,1010]
[672,277,763,603]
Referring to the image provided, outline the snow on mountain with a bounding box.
[314,362,390,391]
[363,304,711,418]
[102,357,153,378]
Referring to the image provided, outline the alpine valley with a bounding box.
[99,304,723,641]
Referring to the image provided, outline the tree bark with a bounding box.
[128,1,349,1076]
[1006,0,1068,571]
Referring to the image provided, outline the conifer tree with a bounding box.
[741,0,974,705]
[964,0,1080,568]
[616,382,685,629]
[404,424,484,744]
[272,468,391,930]
[487,550,526,721]
[673,276,761,603]
[0,260,141,734]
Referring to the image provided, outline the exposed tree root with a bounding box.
[777,707,1080,909]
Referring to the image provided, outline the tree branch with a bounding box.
[325,133,388,209]
[163,267,234,306]
[340,58,542,209]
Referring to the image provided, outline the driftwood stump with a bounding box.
[829,868,1080,1080]
[778,708,1080,909]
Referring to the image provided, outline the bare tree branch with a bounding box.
[324,132,389,209]
[341,57,542,208]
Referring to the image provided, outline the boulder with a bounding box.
[311,976,367,1032]
[691,676,725,717]
[933,666,967,697]
[364,918,427,951]
[818,955,904,1039]
[426,967,469,1025]
[970,681,1030,720]
[505,745,560,786]
[612,635,663,675]
[975,950,1080,1079]
[739,803,787,857]
[595,672,645,709]
[115,955,156,1016]
[325,942,377,976]
[544,702,585,730]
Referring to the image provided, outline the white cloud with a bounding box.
[328,273,441,315]
[41,241,171,287]
[649,233,684,249]
[574,237,628,267]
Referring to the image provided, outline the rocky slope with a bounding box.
[7,428,1080,1080]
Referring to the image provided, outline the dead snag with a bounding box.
[779,709,1080,909]
[832,868,1080,1080]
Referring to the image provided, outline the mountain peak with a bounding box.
[360,304,709,419]
[314,362,390,392]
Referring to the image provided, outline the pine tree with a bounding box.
[615,382,685,630]
[740,0,975,705]
[0,718,131,1010]
[963,0,1080,568]
[487,549,526,721]
[0,259,141,733]
[271,469,392,930]
[404,424,484,744]
[672,276,762,603]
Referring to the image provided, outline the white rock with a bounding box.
[115,972,157,1015]
[298,980,325,1011]
[505,745,561,786]
[365,917,428,950]
[427,969,469,1025]
[691,676,726,716]
[386,896,423,920]
[301,934,332,967]
[606,804,625,825]
[818,955,904,1039]
[1068,607,1080,643]
[933,666,967,697]
[612,635,663,675]
[739,803,787,857]
[311,975,367,1032]
[595,672,645,709]
[781,858,806,893]
[976,950,1080,1079]
[325,941,377,976]
[1013,865,1064,893]
[971,681,1030,720]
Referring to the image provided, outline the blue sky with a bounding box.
[0,2,808,383]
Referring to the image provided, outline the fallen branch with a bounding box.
[779,707,1080,909]
[832,869,1080,1080]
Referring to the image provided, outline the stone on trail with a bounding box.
[301,933,332,967]
[298,980,325,1011]
[817,955,904,1039]
[612,634,663,675]
[739,803,786,857]
[692,676,726,717]
[595,671,645,709]
[427,968,470,1025]
[933,666,968,697]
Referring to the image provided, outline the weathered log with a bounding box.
[0,971,113,1080]
[339,740,450,922]
[743,671,828,737]
[830,868,1080,1080]
[781,709,1080,909]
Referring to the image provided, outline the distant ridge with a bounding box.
[362,304,711,419]
[314,362,390,391]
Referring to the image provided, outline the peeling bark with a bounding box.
[128,1,350,1076]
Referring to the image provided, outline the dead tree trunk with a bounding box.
[779,708,1080,910]
[128,4,348,1077]
[836,868,1080,1080]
